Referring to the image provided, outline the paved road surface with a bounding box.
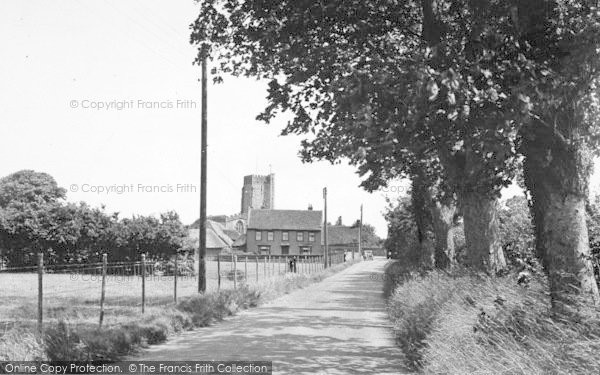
[132,258,408,374]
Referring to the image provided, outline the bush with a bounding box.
[497,196,537,270]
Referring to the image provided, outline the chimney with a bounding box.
[308,204,313,210]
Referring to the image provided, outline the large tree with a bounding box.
[513,1,600,310]
[0,170,70,265]
[0,170,66,208]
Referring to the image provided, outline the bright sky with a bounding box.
[1,1,599,238]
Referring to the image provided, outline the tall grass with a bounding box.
[1,260,358,361]
[385,262,600,374]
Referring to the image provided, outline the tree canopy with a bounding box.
[192,1,600,198]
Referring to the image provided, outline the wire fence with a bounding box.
[0,251,348,334]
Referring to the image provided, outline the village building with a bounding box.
[327,224,384,257]
[246,209,323,255]
[188,220,234,257]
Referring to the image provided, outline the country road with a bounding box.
[132,258,408,374]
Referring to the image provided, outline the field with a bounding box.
[0,256,326,332]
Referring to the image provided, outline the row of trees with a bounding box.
[193,0,600,312]
[386,191,600,277]
[0,170,188,267]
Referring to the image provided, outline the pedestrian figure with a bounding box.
[289,257,295,273]
[292,256,297,273]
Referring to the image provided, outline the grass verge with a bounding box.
[384,262,600,374]
[0,260,358,361]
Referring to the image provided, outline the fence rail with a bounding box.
[0,251,348,334]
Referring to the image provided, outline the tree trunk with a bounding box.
[460,191,506,273]
[430,201,457,269]
[523,135,599,313]
[411,174,435,269]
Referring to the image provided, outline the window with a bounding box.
[297,232,303,241]
[281,245,289,255]
[300,246,312,255]
[267,231,274,241]
[258,245,270,255]
[308,232,315,242]
[235,221,244,233]
[282,231,289,241]
[255,231,262,241]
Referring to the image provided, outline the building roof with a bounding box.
[247,209,323,231]
[187,220,233,249]
[223,229,242,242]
[232,233,247,247]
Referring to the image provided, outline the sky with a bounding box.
[1,1,599,238]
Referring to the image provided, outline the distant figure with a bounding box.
[343,252,347,262]
[289,256,297,273]
[293,257,297,273]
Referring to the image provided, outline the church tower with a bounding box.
[240,173,275,215]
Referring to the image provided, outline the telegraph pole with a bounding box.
[198,48,208,293]
[323,187,328,269]
[358,204,363,259]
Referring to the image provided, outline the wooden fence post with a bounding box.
[217,254,221,290]
[37,252,43,335]
[278,256,281,274]
[99,253,107,327]
[233,254,237,290]
[285,256,288,273]
[174,254,178,303]
[141,254,146,314]
[245,256,248,283]
[255,256,259,283]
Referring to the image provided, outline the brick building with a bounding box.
[246,209,323,255]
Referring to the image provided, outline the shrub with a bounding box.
[497,196,537,270]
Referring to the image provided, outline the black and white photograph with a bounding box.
[2,1,600,374]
